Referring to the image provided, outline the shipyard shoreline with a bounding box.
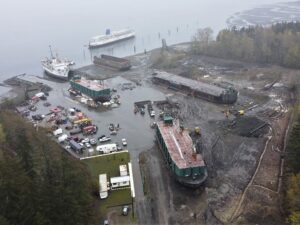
[1,42,298,225]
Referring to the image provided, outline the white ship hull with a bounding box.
[42,61,70,81]
[89,29,135,48]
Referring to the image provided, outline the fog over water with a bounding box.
[0,0,293,80]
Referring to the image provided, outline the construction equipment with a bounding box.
[195,127,201,135]
[238,110,245,116]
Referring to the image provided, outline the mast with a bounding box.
[49,45,54,59]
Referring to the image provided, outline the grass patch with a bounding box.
[139,152,148,196]
[84,152,130,179]
[83,152,132,217]
[99,188,132,213]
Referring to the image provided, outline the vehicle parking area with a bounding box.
[16,75,165,160]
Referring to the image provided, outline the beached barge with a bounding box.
[152,71,238,104]
[156,116,207,188]
[93,55,131,71]
[70,76,111,102]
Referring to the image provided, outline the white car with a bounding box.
[150,110,155,117]
[82,138,90,143]
[90,138,97,145]
[99,136,111,143]
[122,138,127,146]
[85,142,91,148]
[88,148,94,153]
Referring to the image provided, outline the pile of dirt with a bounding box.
[219,116,269,137]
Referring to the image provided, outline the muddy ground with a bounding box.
[133,45,298,225]
[4,43,299,225]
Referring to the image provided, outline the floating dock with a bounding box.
[152,71,238,104]
[70,76,110,101]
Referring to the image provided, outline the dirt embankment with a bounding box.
[138,45,299,225]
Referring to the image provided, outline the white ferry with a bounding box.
[89,28,135,48]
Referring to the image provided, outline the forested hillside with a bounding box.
[0,110,97,225]
[191,22,300,68]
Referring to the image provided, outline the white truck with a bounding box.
[96,143,117,154]
[58,134,68,143]
[53,128,63,136]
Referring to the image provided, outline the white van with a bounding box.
[58,134,68,143]
[53,128,63,136]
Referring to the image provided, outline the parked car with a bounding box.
[116,143,123,151]
[150,110,155,117]
[32,114,44,121]
[122,205,129,216]
[99,136,111,143]
[82,138,90,143]
[72,137,80,142]
[99,134,106,139]
[29,105,37,111]
[90,138,97,145]
[69,128,82,135]
[85,142,91,148]
[122,138,127,146]
[110,130,117,135]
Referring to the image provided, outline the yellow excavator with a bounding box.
[195,127,201,135]
[222,108,245,118]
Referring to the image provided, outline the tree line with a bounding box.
[190,22,300,68]
[0,110,98,225]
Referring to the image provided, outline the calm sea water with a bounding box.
[0,0,292,80]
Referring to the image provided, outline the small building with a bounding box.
[152,71,238,104]
[70,76,111,102]
[110,176,130,189]
[119,165,128,176]
[99,174,108,199]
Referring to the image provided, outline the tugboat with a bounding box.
[41,45,74,81]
